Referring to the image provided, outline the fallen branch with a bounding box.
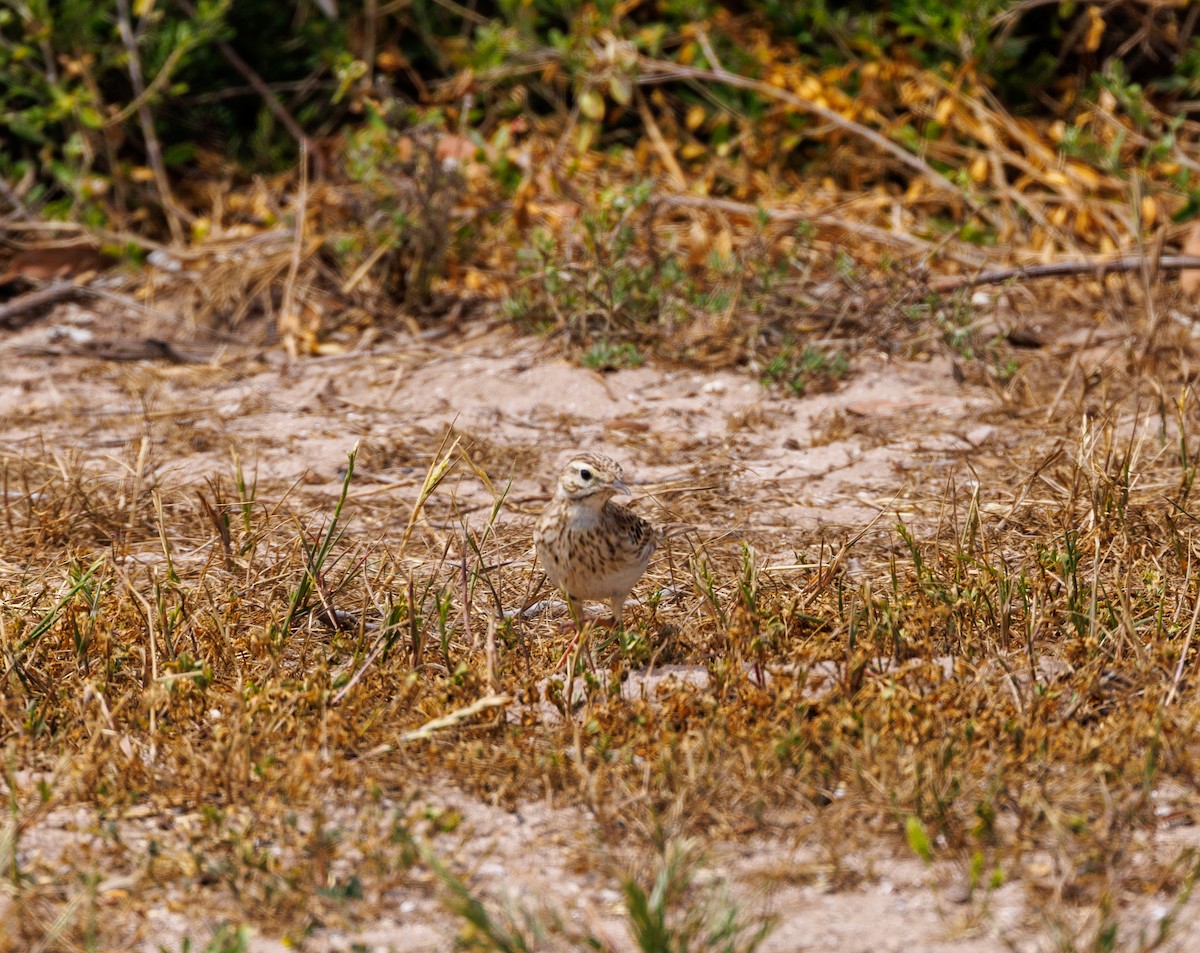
[930,255,1200,293]
[0,281,84,328]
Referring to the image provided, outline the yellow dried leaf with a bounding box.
[1074,207,1092,237]
[579,90,605,121]
[934,98,955,125]
[375,49,405,73]
[680,142,706,160]
[130,166,155,183]
[1066,162,1102,190]
[1044,170,1069,188]
[1085,6,1105,53]
[686,104,706,131]
[969,155,989,183]
[1141,195,1157,227]
[609,75,632,107]
[1051,206,1069,227]
[799,77,822,100]
[577,122,596,153]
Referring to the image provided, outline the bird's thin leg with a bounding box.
[552,596,586,672]
[556,594,584,633]
[610,597,625,631]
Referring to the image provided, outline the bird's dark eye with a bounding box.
[580,468,592,480]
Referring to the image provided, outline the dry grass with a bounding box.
[3,278,1200,950]
[10,7,1200,947]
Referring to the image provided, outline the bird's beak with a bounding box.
[612,478,631,496]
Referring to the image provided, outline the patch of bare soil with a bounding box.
[7,779,1197,952]
[1,300,991,537]
[3,297,1194,952]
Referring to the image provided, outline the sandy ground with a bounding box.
[7,775,1197,953]
[3,299,1197,951]
[1,300,996,536]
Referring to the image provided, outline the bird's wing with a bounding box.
[605,502,660,560]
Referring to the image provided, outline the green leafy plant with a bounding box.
[582,339,645,370]
[760,344,848,395]
[623,841,772,953]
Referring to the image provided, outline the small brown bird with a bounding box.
[534,452,665,628]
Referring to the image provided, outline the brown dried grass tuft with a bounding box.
[4,285,1200,947]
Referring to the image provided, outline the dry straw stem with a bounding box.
[635,87,688,190]
[399,431,462,553]
[398,693,512,743]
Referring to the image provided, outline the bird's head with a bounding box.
[555,452,631,502]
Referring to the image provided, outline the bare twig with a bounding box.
[930,255,1200,293]
[485,616,499,693]
[115,0,185,244]
[175,0,311,151]
[330,631,391,708]
[399,694,512,742]
[0,177,32,220]
[104,40,193,128]
[659,193,991,267]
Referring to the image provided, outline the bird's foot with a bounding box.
[552,630,584,672]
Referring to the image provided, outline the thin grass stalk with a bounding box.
[279,442,358,637]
